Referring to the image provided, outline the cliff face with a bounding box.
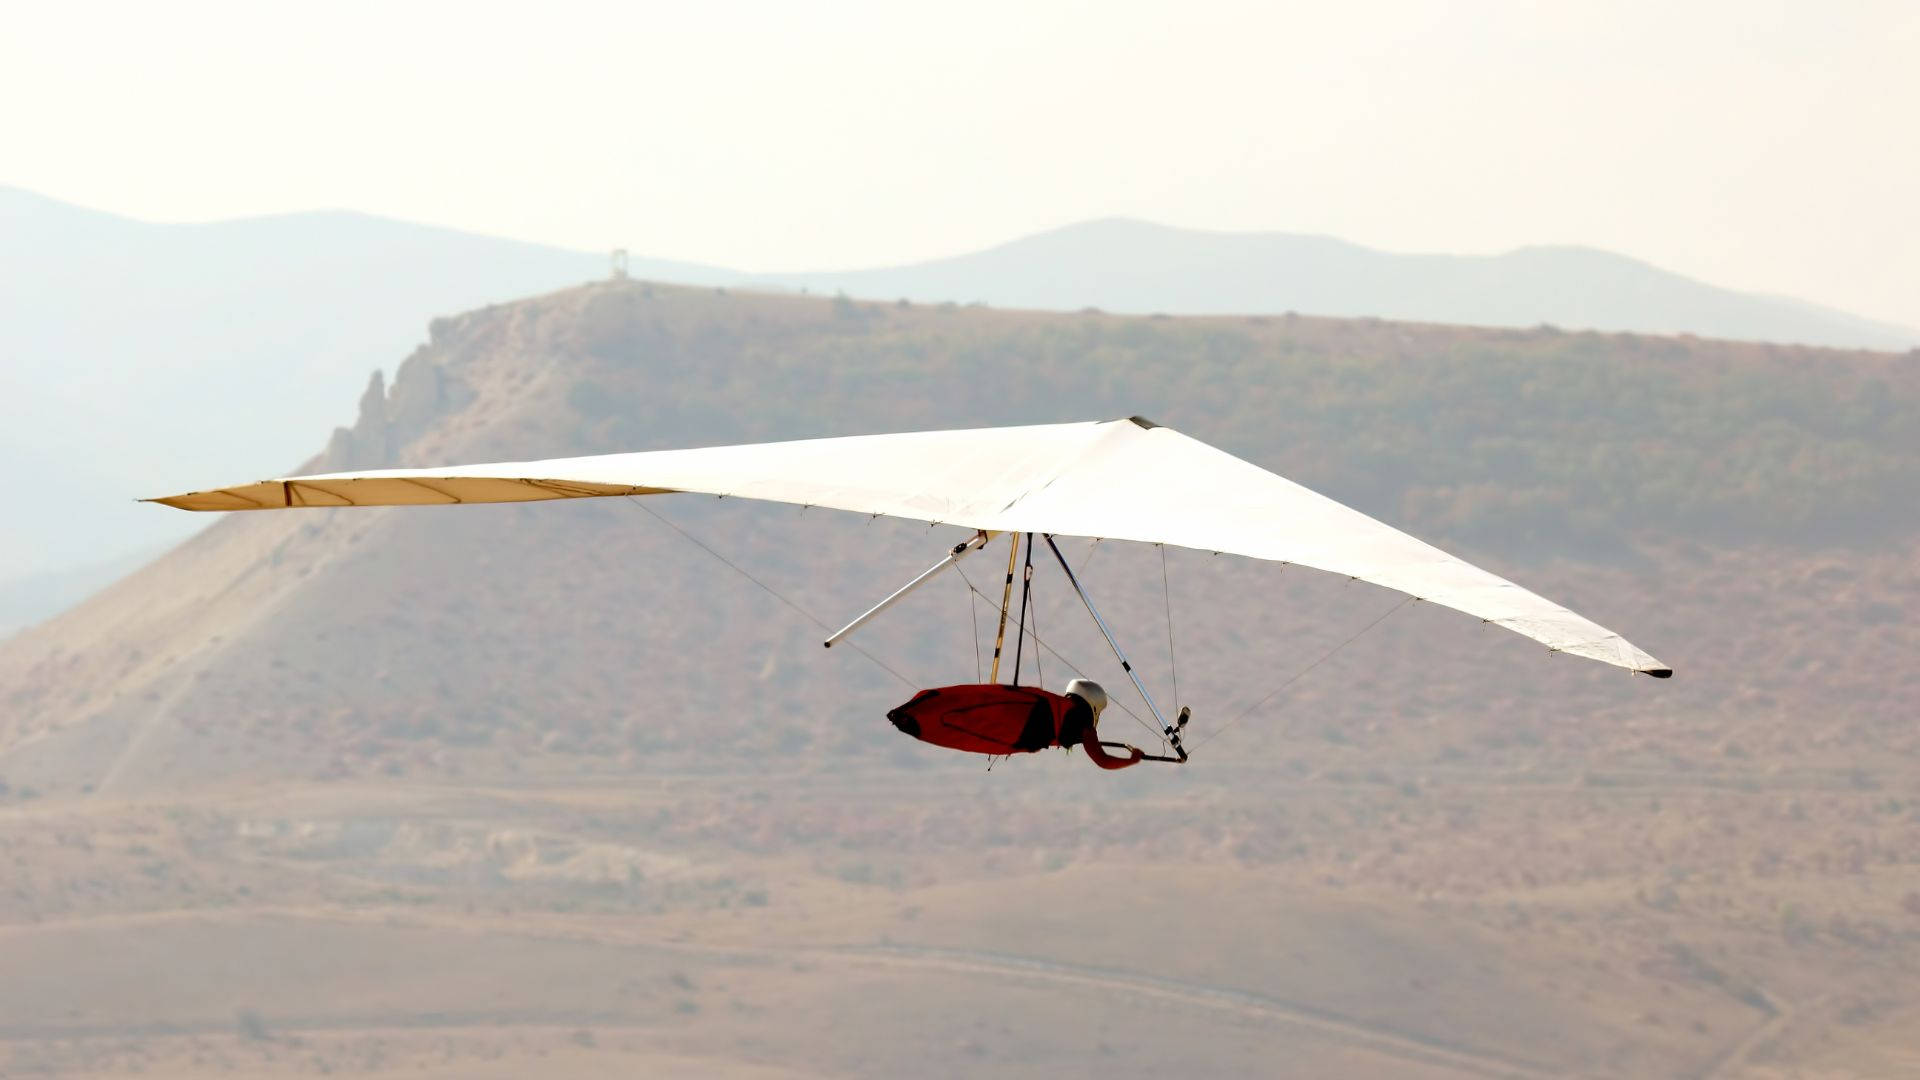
[316,311,490,475]
[0,281,1915,799]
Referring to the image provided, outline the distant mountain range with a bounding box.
[3,185,1915,636]
[755,218,1920,351]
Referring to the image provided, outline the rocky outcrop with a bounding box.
[320,370,390,471]
[315,336,478,473]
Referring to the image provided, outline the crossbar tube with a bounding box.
[824,531,992,648]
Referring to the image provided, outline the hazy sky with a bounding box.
[7,0,1917,329]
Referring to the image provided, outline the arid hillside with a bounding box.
[1,281,1916,1078]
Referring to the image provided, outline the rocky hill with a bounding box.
[4,279,1915,788]
[1,281,1917,1078]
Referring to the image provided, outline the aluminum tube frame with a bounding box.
[823,531,992,648]
[987,533,1021,683]
[1042,534,1174,736]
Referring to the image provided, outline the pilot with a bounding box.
[1058,679,1145,770]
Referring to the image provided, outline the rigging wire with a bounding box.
[1189,594,1416,753]
[958,558,1057,701]
[950,570,1162,742]
[969,582,983,683]
[1029,575,1045,690]
[1159,544,1180,713]
[956,561,984,682]
[1012,533,1033,685]
[621,497,920,690]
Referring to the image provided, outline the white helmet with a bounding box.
[1063,678,1108,718]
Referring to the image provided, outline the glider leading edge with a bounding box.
[150,416,1670,767]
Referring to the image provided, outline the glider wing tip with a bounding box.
[1642,667,1673,679]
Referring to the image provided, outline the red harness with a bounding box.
[887,684,1139,768]
[888,684,1087,755]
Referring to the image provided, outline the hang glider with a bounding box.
[150,416,1670,678]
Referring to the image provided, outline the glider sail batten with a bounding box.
[148,418,1670,676]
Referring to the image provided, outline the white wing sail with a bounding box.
[150,417,1670,675]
